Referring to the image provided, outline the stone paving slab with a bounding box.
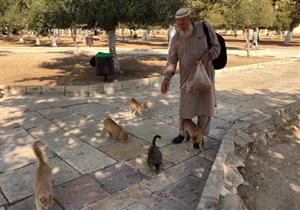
[0,140,54,172]
[0,127,27,143]
[140,156,212,192]
[125,154,174,176]
[160,141,199,164]
[92,163,143,193]
[125,119,178,147]
[138,193,189,210]
[52,113,93,130]
[108,111,146,127]
[198,144,220,162]
[82,184,151,210]
[0,122,20,134]
[159,175,205,209]
[67,103,114,118]
[50,98,87,108]
[208,128,228,140]
[0,193,7,207]
[214,109,249,122]
[28,124,65,142]
[49,157,81,186]
[0,157,80,203]
[0,129,33,145]
[52,113,101,136]
[99,137,149,162]
[121,203,150,210]
[26,102,52,111]
[41,134,116,174]
[38,107,72,120]
[54,175,109,210]
[1,111,40,124]
[20,115,53,130]
[7,195,63,210]
[78,130,114,147]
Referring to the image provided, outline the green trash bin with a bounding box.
[95,52,114,82]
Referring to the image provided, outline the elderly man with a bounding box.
[161,8,221,147]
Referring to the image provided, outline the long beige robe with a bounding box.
[164,22,221,119]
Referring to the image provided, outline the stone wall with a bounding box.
[197,101,300,210]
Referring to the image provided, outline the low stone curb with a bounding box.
[216,58,292,74]
[0,77,164,97]
[0,58,293,97]
[197,101,299,210]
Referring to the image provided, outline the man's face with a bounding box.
[176,17,192,32]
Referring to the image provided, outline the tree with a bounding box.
[284,0,300,44]
[1,0,29,41]
[80,0,122,72]
[272,0,294,33]
[26,0,49,45]
[81,0,183,73]
[26,0,67,46]
[222,0,275,48]
[58,0,86,51]
[186,0,219,21]
[0,0,10,34]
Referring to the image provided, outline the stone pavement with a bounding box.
[0,61,299,210]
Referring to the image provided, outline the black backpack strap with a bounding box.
[203,22,211,49]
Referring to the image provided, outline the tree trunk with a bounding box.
[284,17,298,44]
[107,30,121,73]
[5,27,10,38]
[243,29,250,48]
[129,29,133,38]
[35,35,41,45]
[50,30,58,47]
[121,28,125,41]
[19,30,24,43]
[284,31,293,45]
[82,29,88,44]
[71,28,79,54]
[280,31,283,40]
[151,30,155,38]
[270,31,274,40]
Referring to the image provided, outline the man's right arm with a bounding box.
[164,33,179,81]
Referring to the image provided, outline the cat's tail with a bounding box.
[32,141,47,165]
[152,135,161,147]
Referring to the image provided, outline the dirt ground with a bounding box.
[238,122,300,210]
[1,34,299,50]
[1,53,276,86]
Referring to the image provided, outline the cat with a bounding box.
[129,98,148,115]
[32,142,54,210]
[183,119,204,149]
[147,135,163,174]
[103,117,128,142]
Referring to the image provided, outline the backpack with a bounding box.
[202,22,227,70]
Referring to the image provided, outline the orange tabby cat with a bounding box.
[103,117,128,142]
[183,119,204,149]
[32,142,54,210]
[129,98,148,115]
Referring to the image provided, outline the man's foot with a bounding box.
[171,135,185,144]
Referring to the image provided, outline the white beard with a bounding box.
[179,24,193,38]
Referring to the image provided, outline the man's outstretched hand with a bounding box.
[161,79,170,94]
